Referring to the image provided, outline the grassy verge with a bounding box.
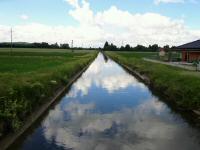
[0,50,97,137]
[106,51,200,111]
[0,48,94,53]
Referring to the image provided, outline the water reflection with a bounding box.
[67,53,146,98]
[18,53,200,150]
[42,99,199,150]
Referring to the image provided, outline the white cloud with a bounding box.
[154,0,198,4]
[0,0,200,47]
[69,0,94,26]
[154,0,184,5]
[20,14,29,20]
[65,0,79,8]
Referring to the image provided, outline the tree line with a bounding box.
[0,42,101,50]
[103,41,171,52]
[0,42,70,49]
[0,41,172,51]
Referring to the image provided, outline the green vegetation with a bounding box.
[0,50,96,137]
[0,48,94,53]
[0,42,68,49]
[103,41,159,51]
[107,51,200,110]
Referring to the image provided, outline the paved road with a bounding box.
[143,58,197,71]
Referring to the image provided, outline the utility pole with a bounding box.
[10,28,13,56]
[71,40,74,52]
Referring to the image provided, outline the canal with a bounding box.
[11,53,200,150]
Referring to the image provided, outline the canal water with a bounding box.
[12,53,200,150]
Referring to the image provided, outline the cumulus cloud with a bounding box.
[65,0,79,8]
[154,0,184,5]
[154,0,198,4]
[20,14,29,20]
[0,0,200,47]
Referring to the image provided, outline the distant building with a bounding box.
[159,48,166,57]
[176,40,200,62]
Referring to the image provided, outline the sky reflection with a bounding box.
[42,99,200,150]
[66,53,146,98]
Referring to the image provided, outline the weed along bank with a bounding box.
[0,51,97,149]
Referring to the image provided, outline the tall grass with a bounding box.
[107,52,200,110]
[0,51,97,137]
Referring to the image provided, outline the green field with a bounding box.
[0,48,93,53]
[107,51,200,110]
[0,49,96,137]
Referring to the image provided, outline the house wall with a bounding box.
[159,48,166,57]
[189,52,200,61]
[182,51,187,61]
[182,51,200,62]
[159,50,165,57]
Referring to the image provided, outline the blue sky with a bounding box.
[0,0,199,28]
[0,0,200,46]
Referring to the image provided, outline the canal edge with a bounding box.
[106,53,200,121]
[103,52,150,85]
[0,61,93,150]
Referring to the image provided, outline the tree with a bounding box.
[193,60,199,71]
[103,41,109,51]
[51,43,59,49]
[110,43,118,51]
[125,44,131,51]
[135,45,147,51]
[164,45,170,49]
[120,46,125,51]
[60,43,70,49]
[149,44,159,51]
[41,42,50,48]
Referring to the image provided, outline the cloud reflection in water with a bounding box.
[66,54,146,98]
[43,98,199,150]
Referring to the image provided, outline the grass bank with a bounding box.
[0,50,97,138]
[106,51,200,111]
[0,48,94,53]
